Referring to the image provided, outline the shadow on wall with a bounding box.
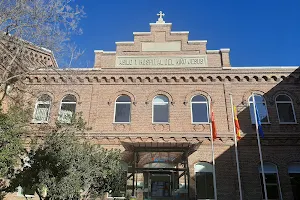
[193,67,300,200]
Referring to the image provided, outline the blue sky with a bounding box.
[72,0,300,68]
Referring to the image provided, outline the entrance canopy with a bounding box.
[121,141,200,168]
[122,141,198,199]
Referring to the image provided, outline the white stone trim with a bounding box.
[206,50,220,54]
[40,47,52,53]
[115,41,134,45]
[220,48,230,53]
[150,22,172,26]
[188,40,207,44]
[103,51,116,54]
[133,32,151,35]
[170,31,189,34]
[222,67,232,70]
[94,50,116,54]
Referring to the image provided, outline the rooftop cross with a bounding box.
[156,11,165,24]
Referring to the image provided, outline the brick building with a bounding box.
[9,12,300,200]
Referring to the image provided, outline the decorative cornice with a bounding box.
[24,74,300,84]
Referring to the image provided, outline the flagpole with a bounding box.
[209,102,218,200]
[252,93,268,200]
[229,94,243,200]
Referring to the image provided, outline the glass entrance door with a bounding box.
[151,173,171,198]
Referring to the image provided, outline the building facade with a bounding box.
[9,13,300,200]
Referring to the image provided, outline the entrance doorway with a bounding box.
[123,144,199,200]
[144,171,175,200]
[151,173,171,198]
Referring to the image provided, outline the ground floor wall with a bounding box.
[117,139,300,200]
[4,137,300,200]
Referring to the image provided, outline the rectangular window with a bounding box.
[115,104,131,123]
[153,104,169,123]
[260,173,280,199]
[290,173,300,200]
[192,103,208,123]
[196,172,214,199]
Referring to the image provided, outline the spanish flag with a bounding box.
[211,106,217,140]
[233,106,241,140]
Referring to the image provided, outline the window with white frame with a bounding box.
[195,162,215,199]
[114,95,131,123]
[276,94,296,123]
[152,95,169,123]
[58,95,77,123]
[249,94,270,124]
[191,95,209,123]
[288,163,300,200]
[33,94,51,123]
[259,162,282,200]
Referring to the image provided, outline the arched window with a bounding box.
[258,162,282,199]
[114,95,131,123]
[191,95,209,123]
[276,94,296,123]
[249,94,269,124]
[195,162,215,199]
[288,163,300,200]
[58,95,77,123]
[152,95,169,123]
[33,94,51,123]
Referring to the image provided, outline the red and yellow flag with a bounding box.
[233,106,241,140]
[211,107,217,140]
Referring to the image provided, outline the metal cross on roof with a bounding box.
[156,11,165,24]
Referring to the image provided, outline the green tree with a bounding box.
[8,116,124,200]
[0,105,30,197]
[0,0,85,104]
